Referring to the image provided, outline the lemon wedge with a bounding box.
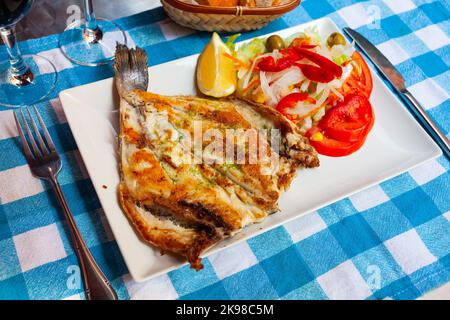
[197,32,237,98]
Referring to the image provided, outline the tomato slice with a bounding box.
[342,51,373,98]
[307,126,369,157]
[319,94,374,142]
[306,94,375,157]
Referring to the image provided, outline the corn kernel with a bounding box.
[310,132,324,142]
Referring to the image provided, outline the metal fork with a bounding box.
[14,106,118,300]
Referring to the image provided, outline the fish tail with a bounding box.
[114,44,149,97]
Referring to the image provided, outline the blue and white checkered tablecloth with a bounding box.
[0,0,449,300]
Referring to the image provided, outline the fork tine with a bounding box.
[14,112,34,161]
[33,105,56,153]
[20,109,41,158]
[27,108,49,155]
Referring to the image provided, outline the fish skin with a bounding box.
[114,45,319,270]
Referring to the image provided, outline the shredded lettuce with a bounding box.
[284,27,323,47]
[304,26,322,44]
[236,37,267,64]
[333,54,350,66]
[225,33,241,52]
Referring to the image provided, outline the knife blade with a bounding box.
[344,27,407,92]
[344,27,449,158]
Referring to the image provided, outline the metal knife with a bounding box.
[344,27,449,158]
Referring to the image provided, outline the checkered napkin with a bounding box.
[0,0,449,300]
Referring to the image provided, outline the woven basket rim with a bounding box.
[161,0,301,16]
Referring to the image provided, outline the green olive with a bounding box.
[327,32,346,47]
[266,35,285,52]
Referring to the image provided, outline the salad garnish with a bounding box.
[197,27,375,157]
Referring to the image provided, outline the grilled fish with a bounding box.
[114,44,319,270]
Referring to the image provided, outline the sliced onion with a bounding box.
[329,78,343,88]
[260,71,277,106]
[330,86,344,101]
[341,63,353,80]
[312,107,326,122]
[321,78,344,102]
[316,88,330,107]
[270,67,304,100]
[237,67,248,79]
[272,49,283,61]
[265,68,290,84]
[331,43,356,59]
[242,53,273,89]
[300,79,310,92]
[284,100,311,116]
[314,46,333,60]
[285,88,330,117]
[242,59,258,89]
[316,82,327,95]
[301,117,313,130]
[284,101,320,119]
[265,69,287,84]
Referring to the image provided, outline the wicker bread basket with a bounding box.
[161,0,301,32]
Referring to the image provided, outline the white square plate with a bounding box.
[60,18,441,282]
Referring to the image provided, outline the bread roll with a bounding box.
[239,0,282,6]
[197,0,239,6]
[239,0,256,6]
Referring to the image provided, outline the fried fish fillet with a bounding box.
[114,45,319,270]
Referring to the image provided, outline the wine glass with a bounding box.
[0,0,57,108]
[59,0,127,66]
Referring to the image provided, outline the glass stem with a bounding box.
[82,0,102,43]
[83,0,98,31]
[0,27,29,78]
